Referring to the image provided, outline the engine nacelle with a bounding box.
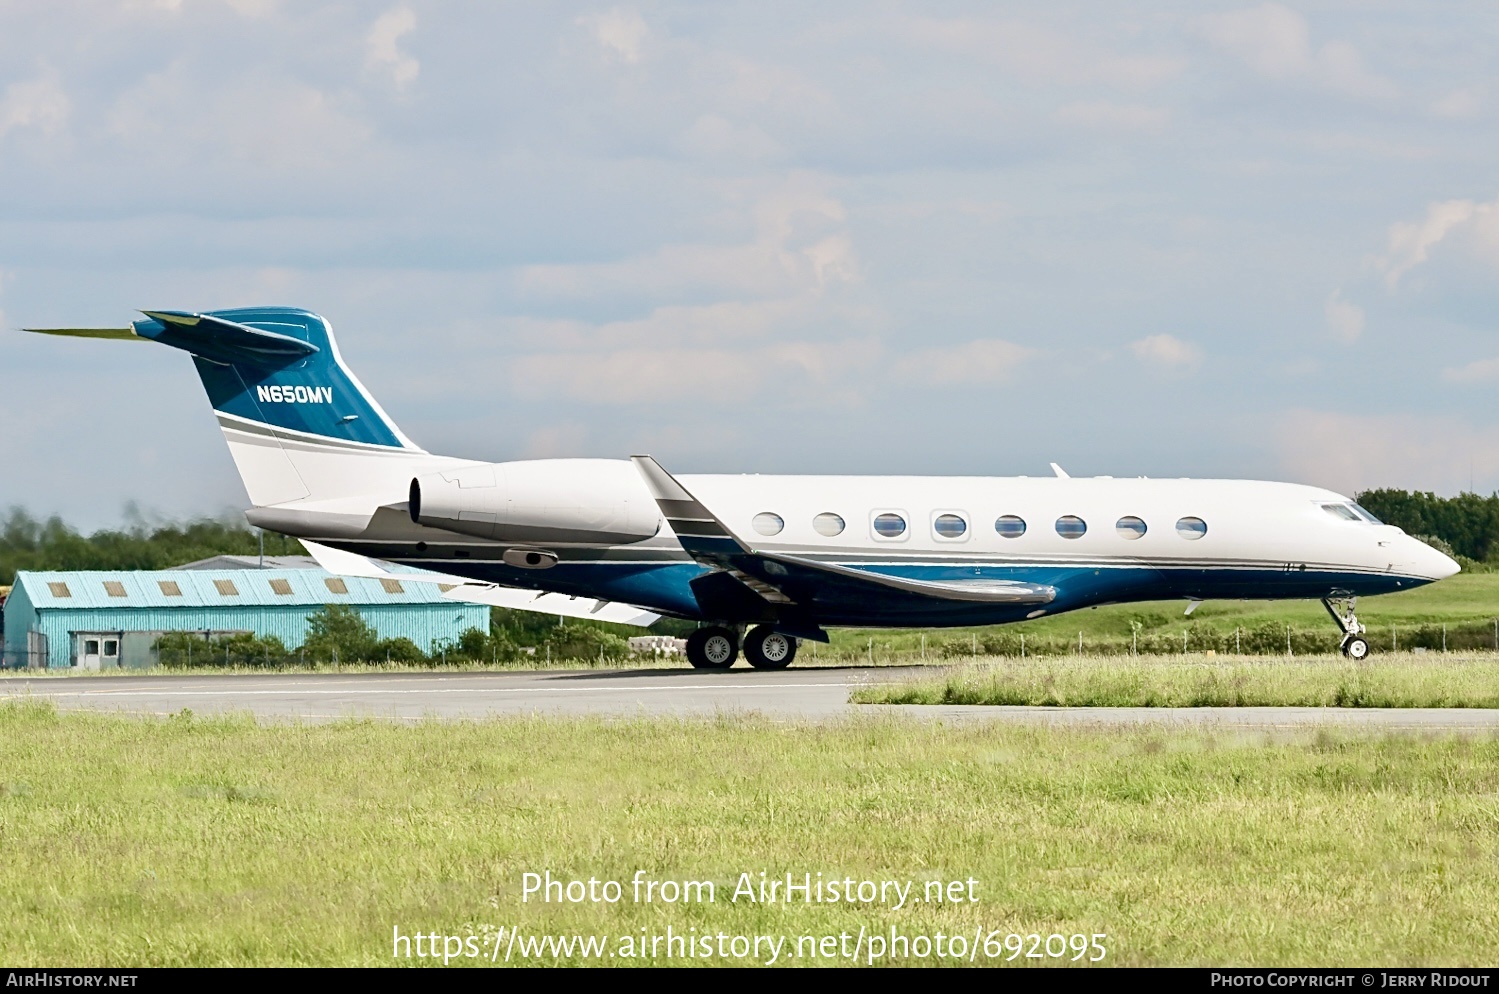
[409,458,661,546]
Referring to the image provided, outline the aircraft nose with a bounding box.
[1398,535,1460,580]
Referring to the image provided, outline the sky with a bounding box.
[2,1,1499,529]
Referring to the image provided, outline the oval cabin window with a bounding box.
[933,514,968,539]
[752,512,784,536]
[1055,515,1087,539]
[872,513,907,538]
[813,512,845,537]
[1176,517,1207,540]
[994,515,1027,538]
[1115,516,1147,539]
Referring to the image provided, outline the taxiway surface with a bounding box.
[4,667,1499,730]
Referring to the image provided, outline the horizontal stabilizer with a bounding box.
[302,541,661,628]
[25,327,141,341]
[136,310,319,367]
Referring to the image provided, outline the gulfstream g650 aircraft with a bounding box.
[30,307,1459,668]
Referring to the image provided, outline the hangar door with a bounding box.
[73,632,122,670]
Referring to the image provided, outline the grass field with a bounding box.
[3,700,1499,967]
[822,571,1499,662]
[852,655,1499,707]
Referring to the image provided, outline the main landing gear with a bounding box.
[1322,594,1369,660]
[684,625,799,670]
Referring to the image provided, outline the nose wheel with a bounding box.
[1322,595,1369,659]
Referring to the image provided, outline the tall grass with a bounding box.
[3,701,1499,966]
[852,655,1499,707]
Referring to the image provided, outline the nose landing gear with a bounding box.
[1322,595,1369,659]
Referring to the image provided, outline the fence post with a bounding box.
[1236,627,1241,654]
[921,634,926,660]
[1286,626,1291,657]
[1021,633,1026,658]
[1442,624,1447,653]
[971,633,976,658]
[1079,631,1083,654]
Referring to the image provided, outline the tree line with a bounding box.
[1355,489,1499,563]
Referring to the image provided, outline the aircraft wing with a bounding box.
[630,456,1055,609]
[302,540,661,627]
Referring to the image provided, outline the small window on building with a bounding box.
[752,512,784,536]
[84,639,99,655]
[872,512,907,538]
[380,578,405,594]
[437,583,458,593]
[994,515,1027,538]
[1115,516,1147,540]
[213,579,239,596]
[1055,515,1087,539]
[47,582,71,598]
[103,581,127,597]
[269,578,293,596]
[933,513,968,539]
[324,577,349,595]
[1176,517,1208,540]
[813,512,845,537]
[103,640,118,657]
[158,580,182,597]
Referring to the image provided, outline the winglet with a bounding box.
[630,455,749,561]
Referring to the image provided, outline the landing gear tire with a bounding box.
[1341,636,1370,661]
[1323,594,1369,660]
[744,625,797,670]
[686,627,738,670]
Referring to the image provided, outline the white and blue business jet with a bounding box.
[30,307,1459,668]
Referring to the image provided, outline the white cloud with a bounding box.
[517,176,859,300]
[1324,290,1364,343]
[894,339,1037,386]
[903,16,1183,89]
[1129,334,1202,368]
[1432,88,1482,119]
[1277,410,1499,495]
[366,7,420,89]
[509,340,863,405]
[0,71,69,141]
[1379,196,1499,287]
[1055,101,1168,134]
[109,67,372,170]
[1198,4,1398,100]
[578,7,649,64]
[1442,357,1499,384]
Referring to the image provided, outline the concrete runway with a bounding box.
[4,667,1499,730]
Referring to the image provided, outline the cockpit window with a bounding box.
[1321,503,1361,522]
[1350,503,1382,523]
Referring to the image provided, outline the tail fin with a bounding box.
[29,307,441,509]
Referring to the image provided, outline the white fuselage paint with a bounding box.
[236,437,1458,584]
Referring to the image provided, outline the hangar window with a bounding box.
[324,577,349,595]
[380,578,405,594]
[813,512,845,537]
[872,512,907,538]
[752,512,784,536]
[213,579,239,596]
[47,582,71,598]
[933,513,968,539]
[1055,515,1087,539]
[269,579,293,596]
[103,581,127,598]
[994,515,1027,538]
[158,580,182,597]
[437,583,458,593]
[1115,516,1147,540]
[1176,517,1208,540]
